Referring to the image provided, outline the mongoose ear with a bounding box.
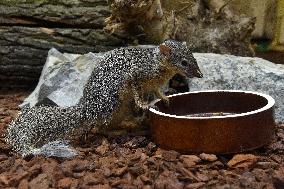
[159,44,171,56]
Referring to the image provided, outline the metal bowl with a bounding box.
[149,90,275,154]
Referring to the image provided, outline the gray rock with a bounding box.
[189,53,284,123]
[20,48,105,108]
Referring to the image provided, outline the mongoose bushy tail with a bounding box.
[5,105,86,157]
[5,40,203,158]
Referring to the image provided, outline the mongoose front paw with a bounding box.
[162,97,170,107]
[137,103,150,110]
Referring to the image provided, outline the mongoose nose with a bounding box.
[196,70,203,78]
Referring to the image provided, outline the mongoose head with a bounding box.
[159,40,203,78]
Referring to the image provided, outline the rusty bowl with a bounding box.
[149,90,275,154]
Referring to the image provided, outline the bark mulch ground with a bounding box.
[0,90,283,189]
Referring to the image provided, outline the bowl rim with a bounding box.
[149,90,275,120]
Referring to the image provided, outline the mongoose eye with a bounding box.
[181,60,189,67]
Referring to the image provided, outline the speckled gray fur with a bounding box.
[5,40,202,157]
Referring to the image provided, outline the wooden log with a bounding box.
[0,0,129,88]
[0,0,109,28]
[0,26,126,88]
